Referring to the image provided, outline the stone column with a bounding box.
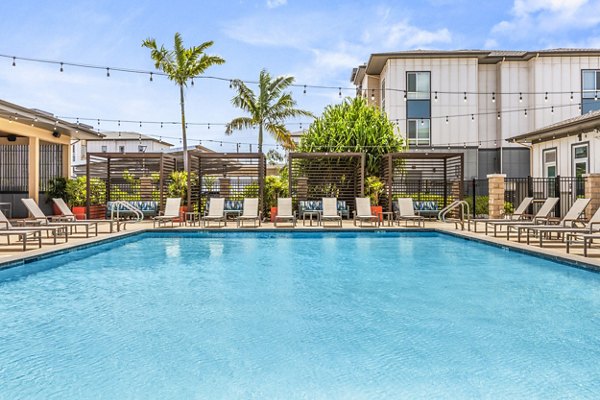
[219,178,230,198]
[584,173,600,219]
[487,174,506,219]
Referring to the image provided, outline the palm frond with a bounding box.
[225,117,255,134]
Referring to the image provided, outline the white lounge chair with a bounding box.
[513,198,591,245]
[395,198,425,227]
[21,198,98,237]
[469,197,533,232]
[353,197,378,227]
[52,198,116,233]
[485,197,559,237]
[153,198,182,228]
[321,197,342,227]
[201,198,226,228]
[0,209,68,245]
[274,198,296,227]
[236,198,261,228]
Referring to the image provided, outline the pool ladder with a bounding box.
[438,200,470,231]
[110,201,144,231]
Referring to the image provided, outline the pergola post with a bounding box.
[27,136,40,205]
[85,152,91,219]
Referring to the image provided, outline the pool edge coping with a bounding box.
[0,227,598,274]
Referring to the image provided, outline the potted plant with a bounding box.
[264,175,288,222]
[167,171,197,221]
[46,177,68,215]
[65,177,107,219]
[365,176,385,221]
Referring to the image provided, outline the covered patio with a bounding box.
[0,99,100,217]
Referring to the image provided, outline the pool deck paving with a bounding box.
[0,219,599,271]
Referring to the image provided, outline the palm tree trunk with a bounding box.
[179,84,188,173]
[258,123,263,155]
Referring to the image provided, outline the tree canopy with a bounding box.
[298,96,404,175]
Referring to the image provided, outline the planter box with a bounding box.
[71,205,106,220]
[371,205,383,222]
[270,207,277,223]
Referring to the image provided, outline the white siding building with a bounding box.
[351,49,600,178]
[71,131,173,175]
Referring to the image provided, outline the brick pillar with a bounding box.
[487,174,506,219]
[297,177,308,200]
[584,173,600,219]
[219,178,230,198]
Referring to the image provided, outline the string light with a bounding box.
[492,92,496,102]
[149,72,153,82]
[497,112,501,120]
[370,89,375,101]
[544,92,548,102]
[60,62,63,72]
[551,106,554,113]
[524,109,528,117]
[445,116,448,124]
[463,92,467,102]
[570,92,574,101]
[208,123,211,130]
[519,92,523,102]
[471,114,474,121]
[434,91,438,101]
[303,85,306,94]
[191,78,194,86]
[11,56,15,67]
[106,67,110,77]
[229,80,232,89]
[403,91,407,101]
[338,87,342,98]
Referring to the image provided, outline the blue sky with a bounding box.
[1,0,600,151]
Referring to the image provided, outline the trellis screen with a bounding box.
[288,152,365,214]
[188,152,266,214]
[0,144,28,192]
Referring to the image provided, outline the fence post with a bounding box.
[472,178,476,218]
[554,175,561,218]
[487,174,506,219]
[584,174,600,219]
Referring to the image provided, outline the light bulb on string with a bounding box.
[118,120,120,127]
[338,87,342,98]
[595,92,598,101]
[445,116,448,124]
[403,91,407,101]
[519,92,523,102]
[524,109,528,117]
[303,85,306,94]
[370,89,375,101]
[471,114,475,121]
[497,112,501,120]
[191,78,194,86]
[570,92,574,101]
[544,92,548,102]
[12,57,15,67]
[492,92,496,102]
[106,68,110,77]
[434,91,438,102]
[420,119,424,126]
[60,62,63,72]
[160,122,163,128]
[229,80,232,89]
[551,106,554,113]
[208,123,211,130]
[149,72,153,82]
[463,92,467,102]
[139,121,142,128]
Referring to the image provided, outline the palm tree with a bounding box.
[142,33,225,172]
[225,69,313,154]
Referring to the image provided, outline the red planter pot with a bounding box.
[71,205,106,220]
[177,206,188,223]
[270,207,278,223]
[370,205,383,222]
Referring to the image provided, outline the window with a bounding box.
[381,79,385,110]
[581,70,600,114]
[572,143,588,178]
[101,145,108,153]
[407,72,430,100]
[72,145,76,162]
[80,141,87,160]
[138,145,147,153]
[119,146,125,153]
[543,148,557,178]
[407,119,430,146]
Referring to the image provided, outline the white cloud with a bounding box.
[384,21,452,48]
[266,0,287,9]
[487,0,600,46]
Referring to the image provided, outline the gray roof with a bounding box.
[98,131,173,146]
[508,110,600,143]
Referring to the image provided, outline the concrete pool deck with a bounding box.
[0,219,599,271]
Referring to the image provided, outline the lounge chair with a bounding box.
[566,232,600,257]
[485,197,559,237]
[353,197,379,227]
[153,198,182,228]
[0,209,68,245]
[274,198,296,227]
[513,198,591,245]
[201,197,226,228]
[395,198,425,227]
[21,198,98,238]
[469,197,533,232]
[0,209,63,250]
[236,198,261,228]
[321,197,342,227]
[52,198,116,233]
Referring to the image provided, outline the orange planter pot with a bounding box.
[71,205,106,220]
[270,207,278,223]
[177,206,188,223]
[370,205,383,222]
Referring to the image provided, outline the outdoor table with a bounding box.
[303,210,321,226]
[378,211,395,227]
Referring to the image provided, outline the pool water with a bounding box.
[0,231,599,399]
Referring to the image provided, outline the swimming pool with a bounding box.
[0,231,599,398]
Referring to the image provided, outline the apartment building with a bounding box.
[351,49,600,178]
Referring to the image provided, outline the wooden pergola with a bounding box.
[382,152,464,211]
[288,152,365,214]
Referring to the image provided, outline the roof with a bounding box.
[508,110,600,143]
[98,131,173,146]
[360,48,600,77]
[0,98,102,140]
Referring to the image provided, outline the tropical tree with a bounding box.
[225,69,314,154]
[298,96,404,175]
[142,33,225,172]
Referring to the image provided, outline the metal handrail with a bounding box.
[110,201,144,231]
[438,200,470,230]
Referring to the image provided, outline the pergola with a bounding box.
[187,152,266,214]
[0,99,100,217]
[382,152,464,211]
[85,152,177,216]
[288,152,365,213]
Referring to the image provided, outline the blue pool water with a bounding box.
[0,231,599,399]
